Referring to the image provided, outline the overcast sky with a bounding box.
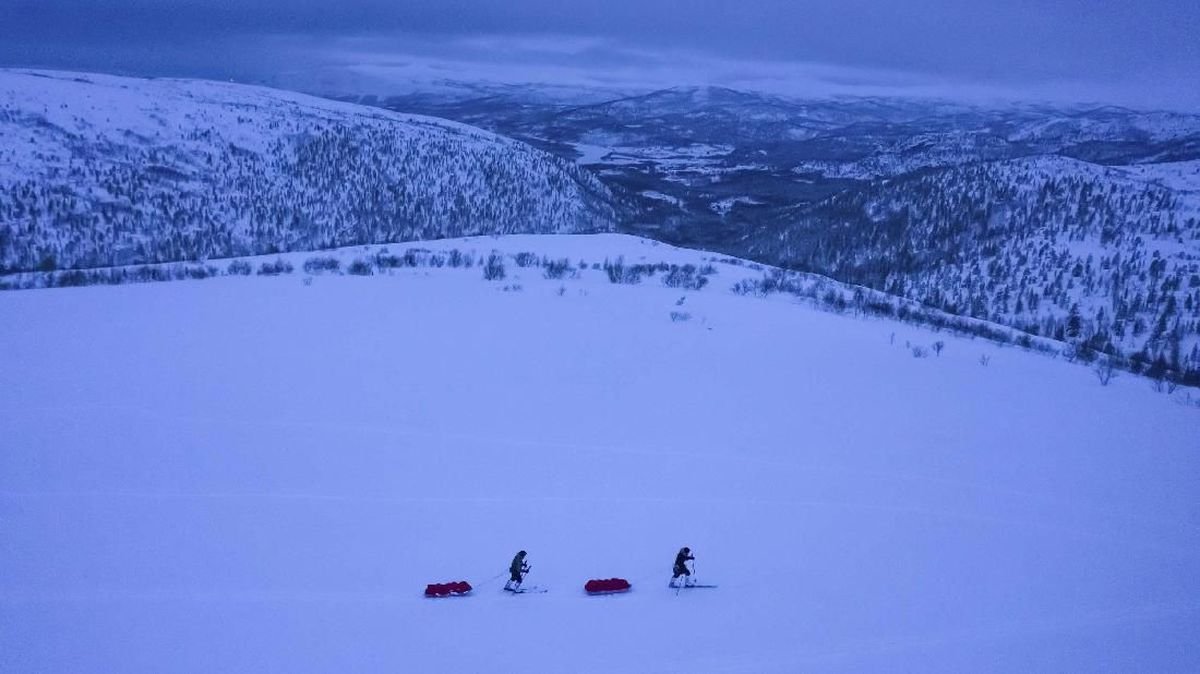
[3,0,1198,108]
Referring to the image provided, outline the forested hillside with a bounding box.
[751,156,1200,378]
[0,70,623,274]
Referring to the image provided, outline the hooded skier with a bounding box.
[671,546,695,586]
[505,550,530,590]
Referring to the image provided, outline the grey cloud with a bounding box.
[2,0,1197,109]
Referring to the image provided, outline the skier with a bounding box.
[505,550,530,590]
[671,546,695,587]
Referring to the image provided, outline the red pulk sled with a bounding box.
[584,578,631,595]
[424,581,473,598]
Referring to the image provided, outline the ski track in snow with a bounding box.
[4,399,1197,558]
[11,400,1195,554]
[3,487,1193,565]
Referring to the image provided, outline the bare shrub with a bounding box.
[483,253,506,281]
[544,258,573,280]
[303,256,340,274]
[227,259,252,275]
[731,279,759,295]
[663,264,708,290]
[604,257,643,284]
[1094,359,1118,386]
[347,259,374,275]
[257,259,293,276]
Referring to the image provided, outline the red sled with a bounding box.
[584,578,631,595]
[424,581,473,598]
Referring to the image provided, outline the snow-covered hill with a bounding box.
[752,155,1200,380]
[0,70,623,274]
[2,234,1198,673]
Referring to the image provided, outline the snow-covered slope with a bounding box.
[1118,159,1200,194]
[2,234,1197,673]
[0,70,622,274]
[753,155,1200,376]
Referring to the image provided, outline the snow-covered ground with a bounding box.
[1120,159,1200,194]
[2,234,1198,672]
[640,190,684,207]
[710,196,766,216]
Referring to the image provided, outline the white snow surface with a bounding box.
[1119,159,1200,194]
[2,234,1198,672]
[640,190,684,207]
[0,68,505,165]
[711,196,766,216]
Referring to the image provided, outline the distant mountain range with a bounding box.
[0,70,623,274]
[345,85,1200,234]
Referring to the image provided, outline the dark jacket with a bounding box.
[673,549,694,572]
[510,553,529,577]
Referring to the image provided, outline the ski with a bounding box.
[503,586,547,594]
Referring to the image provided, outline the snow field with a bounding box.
[1,234,1198,672]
